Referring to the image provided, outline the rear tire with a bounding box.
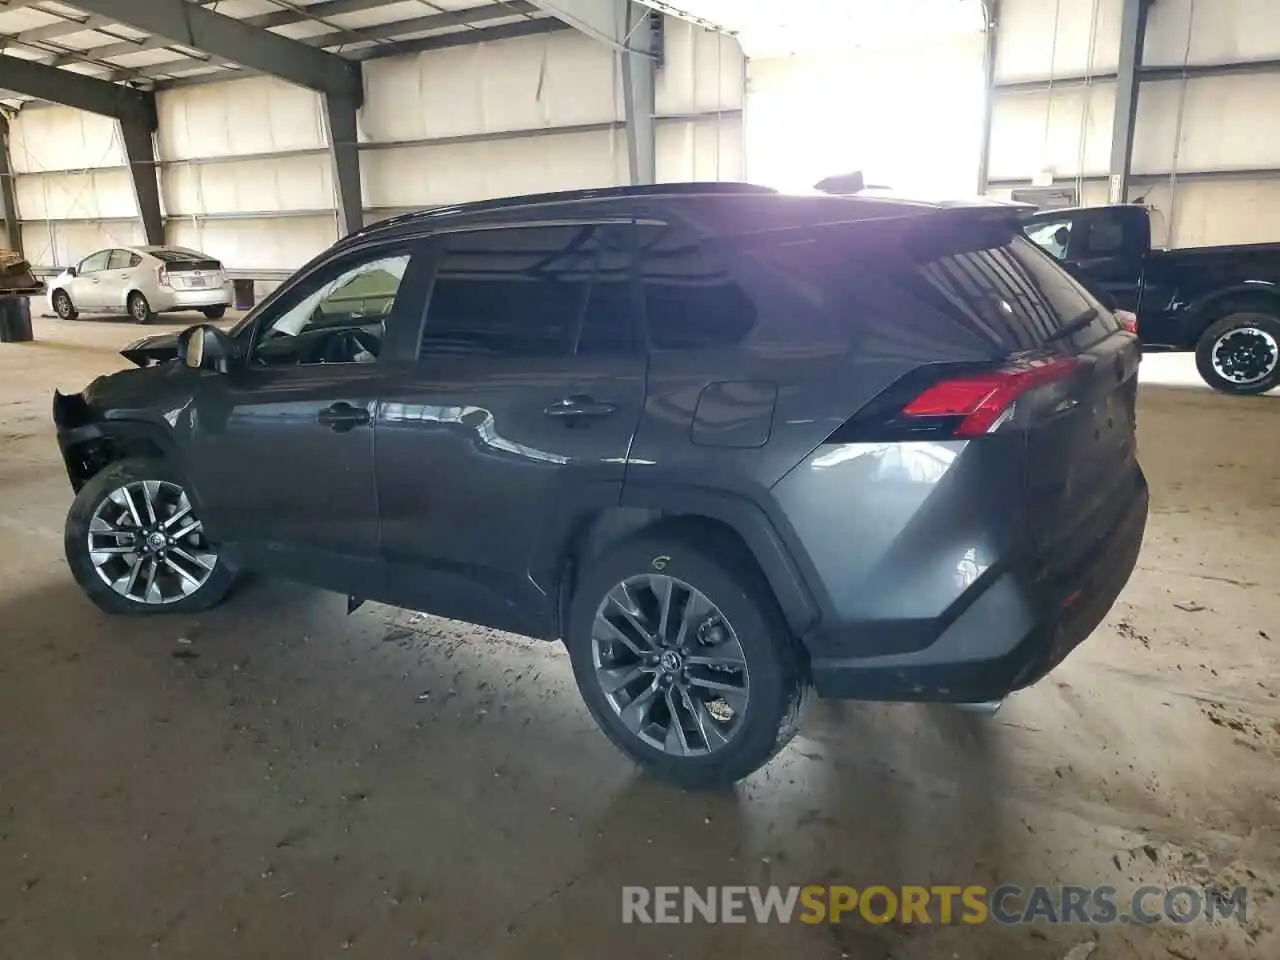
[64,457,236,616]
[128,291,154,325]
[52,289,77,321]
[566,525,808,789]
[201,305,227,321]
[1195,312,1280,395]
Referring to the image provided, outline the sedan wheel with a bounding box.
[591,574,750,757]
[52,290,77,320]
[87,480,217,605]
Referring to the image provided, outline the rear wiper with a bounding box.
[1043,306,1098,344]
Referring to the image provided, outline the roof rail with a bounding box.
[348,182,780,240]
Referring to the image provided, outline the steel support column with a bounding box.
[324,94,363,237]
[620,2,657,185]
[1109,0,1150,203]
[530,1,661,185]
[119,121,164,246]
[976,0,1000,194]
[0,116,21,255]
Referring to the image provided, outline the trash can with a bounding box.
[233,278,256,310]
[0,295,32,343]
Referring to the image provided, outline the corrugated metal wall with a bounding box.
[989,0,1280,247]
[6,15,744,271]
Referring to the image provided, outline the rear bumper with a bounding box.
[153,285,232,310]
[808,470,1148,702]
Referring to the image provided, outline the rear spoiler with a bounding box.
[713,202,1035,253]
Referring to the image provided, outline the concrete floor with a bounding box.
[1,315,1278,959]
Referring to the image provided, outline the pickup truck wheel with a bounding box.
[52,289,77,320]
[565,528,808,789]
[65,457,236,615]
[1196,313,1280,395]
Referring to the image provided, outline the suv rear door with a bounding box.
[374,221,647,637]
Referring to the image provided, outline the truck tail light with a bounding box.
[1115,310,1138,334]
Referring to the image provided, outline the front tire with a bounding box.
[64,458,236,616]
[566,526,808,789]
[202,305,227,321]
[128,291,154,325]
[52,289,77,320]
[1195,312,1280,395]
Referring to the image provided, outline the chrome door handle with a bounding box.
[544,396,619,419]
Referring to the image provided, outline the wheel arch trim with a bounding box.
[614,482,821,638]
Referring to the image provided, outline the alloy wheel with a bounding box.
[1212,327,1279,386]
[87,480,217,605]
[591,574,750,757]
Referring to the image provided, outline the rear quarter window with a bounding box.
[751,220,1118,356]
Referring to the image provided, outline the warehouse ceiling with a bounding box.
[636,0,985,57]
[0,0,565,106]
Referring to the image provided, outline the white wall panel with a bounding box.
[1135,179,1280,248]
[8,105,126,173]
[1145,0,1280,67]
[1133,75,1280,174]
[656,117,744,182]
[361,129,627,209]
[996,0,1123,81]
[656,18,745,116]
[989,84,1116,180]
[20,220,144,268]
[360,31,621,143]
[166,216,338,271]
[156,77,327,161]
[163,155,334,216]
[13,168,139,221]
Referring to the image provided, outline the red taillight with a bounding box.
[157,265,170,287]
[1115,310,1138,335]
[903,356,1080,437]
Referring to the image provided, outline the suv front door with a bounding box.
[374,222,647,636]
[179,240,431,596]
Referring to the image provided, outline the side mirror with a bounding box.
[178,323,235,372]
[66,266,77,278]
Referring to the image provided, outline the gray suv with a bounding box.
[53,184,1148,787]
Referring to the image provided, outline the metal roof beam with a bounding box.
[71,2,542,79]
[71,0,362,100]
[0,53,154,126]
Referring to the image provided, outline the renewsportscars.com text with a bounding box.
[622,884,1249,926]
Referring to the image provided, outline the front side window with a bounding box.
[420,224,637,359]
[78,250,110,274]
[252,251,411,366]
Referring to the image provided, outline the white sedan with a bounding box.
[48,245,232,324]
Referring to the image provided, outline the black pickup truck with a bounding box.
[1022,204,1280,394]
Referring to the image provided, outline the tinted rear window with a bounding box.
[751,217,1118,355]
[151,249,217,265]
